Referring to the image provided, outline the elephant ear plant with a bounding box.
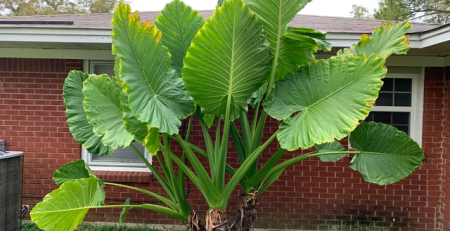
[30,0,424,231]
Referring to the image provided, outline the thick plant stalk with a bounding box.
[230,191,259,231]
[187,211,206,231]
[187,209,228,231]
[206,209,228,231]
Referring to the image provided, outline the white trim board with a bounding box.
[0,26,449,49]
[0,28,111,44]
[0,48,448,67]
[0,48,114,60]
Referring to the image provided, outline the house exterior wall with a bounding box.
[0,58,448,230]
[440,67,450,230]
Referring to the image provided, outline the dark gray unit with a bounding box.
[0,151,23,231]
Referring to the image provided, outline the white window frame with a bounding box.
[81,60,152,172]
[370,72,424,146]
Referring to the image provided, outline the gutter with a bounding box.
[0,24,448,49]
[0,27,111,44]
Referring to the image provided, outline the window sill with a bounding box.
[93,170,152,183]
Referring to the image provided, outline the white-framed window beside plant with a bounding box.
[364,72,424,146]
[81,60,152,172]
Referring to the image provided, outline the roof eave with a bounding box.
[0,25,449,49]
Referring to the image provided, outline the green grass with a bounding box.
[21,223,161,231]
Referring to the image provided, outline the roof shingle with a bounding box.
[0,11,442,34]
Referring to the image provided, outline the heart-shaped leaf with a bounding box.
[338,20,411,58]
[265,53,386,150]
[31,177,104,231]
[350,122,424,185]
[155,0,204,74]
[183,0,271,120]
[315,140,347,162]
[63,71,113,156]
[83,74,134,149]
[243,0,311,53]
[112,2,195,135]
[52,159,96,186]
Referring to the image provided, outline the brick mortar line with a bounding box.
[438,67,449,230]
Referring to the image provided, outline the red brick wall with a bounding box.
[0,58,84,209]
[0,59,448,230]
[440,67,450,230]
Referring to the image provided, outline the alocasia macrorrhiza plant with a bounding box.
[30,0,424,231]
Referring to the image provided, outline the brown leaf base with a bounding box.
[230,191,259,231]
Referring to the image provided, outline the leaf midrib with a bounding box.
[226,8,239,109]
[303,57,378,111]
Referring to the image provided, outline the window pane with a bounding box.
[392,112,410,125]
[91,142,145,163]
[365,112,410,135]
[395,126,409,134]
[394,78,412,92]
[380,78,393,91]
[375,93,393,106]
[373,112,391,124]
[394,93,411,106]
[93,64,115,77]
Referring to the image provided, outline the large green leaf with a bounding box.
[287,27,332,52]
[52,159,96,186]
[350,122,424,185]
[112,2,195,135]
[248,84,267,108]
[120,91,148,143]
[183,0,271,120]
[31,177,104,231]
[315,140,347,162]
[52,160,106,205]
[144,127,160,155]
[277,33,318,80]
[277,27,332,80]
[337,20,411,58]
[243,0,311,53]
[83,74,134,149]
[155,0,204,73]
[63,71,112,156]
[264,53,386,150]
[243,0,312,81]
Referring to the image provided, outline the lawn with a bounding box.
[21,223,161,231]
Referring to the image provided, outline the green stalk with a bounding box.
[173,134,220,202]
[259,151,359,195]
[200,122,215,172]
[104,182,177,210]
[130,144,175,201]
[220,131,278,209]
[215,118,222,156]
[162,134,190,216]
[169,151,216,207]
[177,116,193,206]
[240,111,252,156]
[251,110,267,151]
[86,204,185,220]
[268,151,359,176]
[155,153,170,182]
[247,148,286,186]
[230,122,246,164]
[163,134,176,183]
[184,140,238,176]
[250,101,260,137]
[216,107,231,191]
